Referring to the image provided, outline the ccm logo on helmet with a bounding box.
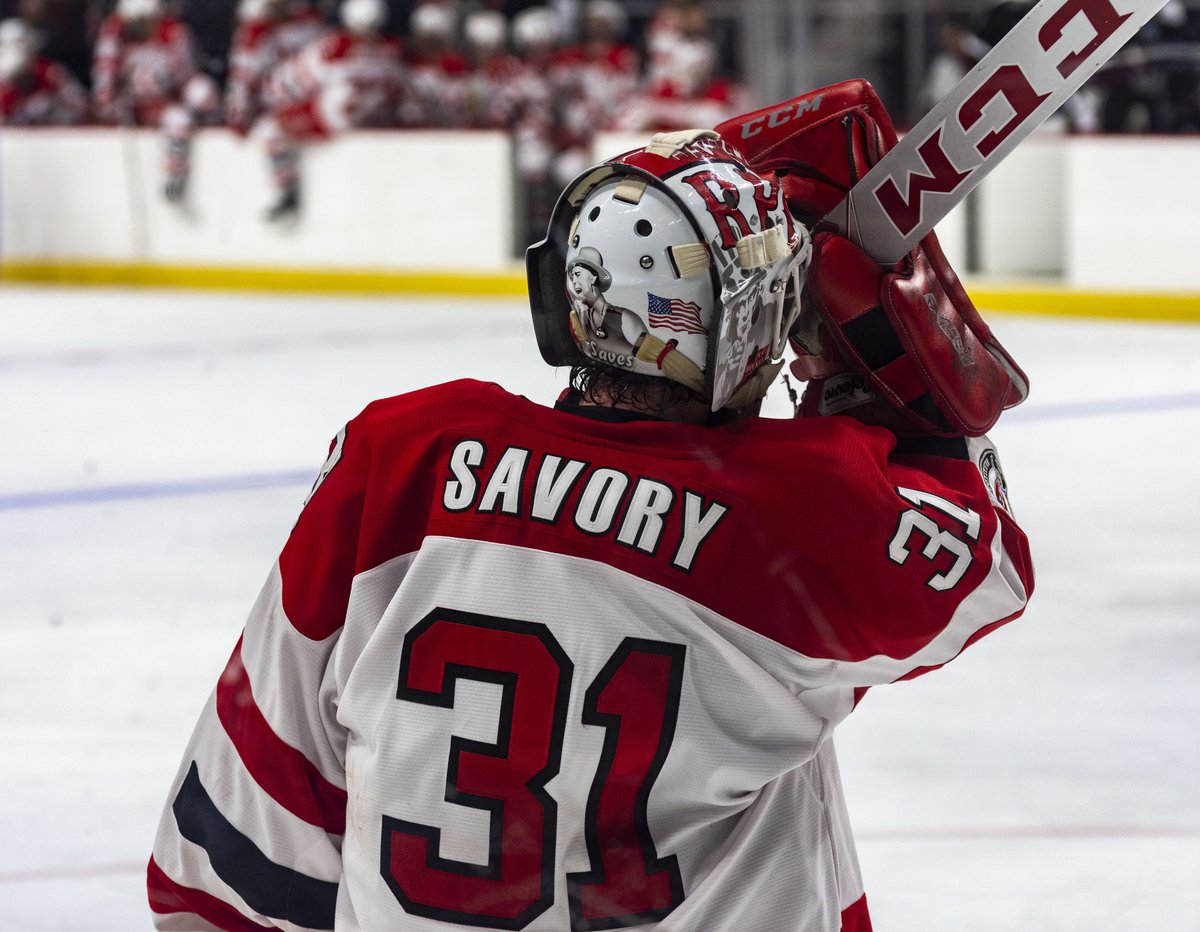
[738,93,826,140]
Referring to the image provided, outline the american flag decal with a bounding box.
[647,293,707,336]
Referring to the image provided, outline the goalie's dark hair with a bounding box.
[569,362,707,418]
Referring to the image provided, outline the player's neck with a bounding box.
[580,388,712,425]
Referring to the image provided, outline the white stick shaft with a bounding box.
[825,0,1170,264]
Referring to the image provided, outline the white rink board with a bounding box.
[4,128,1200,289]
[0,128,516,271]
[1066,136,1200,291]
[976,133,1067,277]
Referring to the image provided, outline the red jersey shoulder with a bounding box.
[352,379,501,433]
[699,417,1024,661]
[280,382,501,640]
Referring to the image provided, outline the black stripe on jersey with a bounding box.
[172,762,339,930]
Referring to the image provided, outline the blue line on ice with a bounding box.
[0,470,316,512]
[3,393,1199,512]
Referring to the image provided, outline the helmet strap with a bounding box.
[633,333,705,394]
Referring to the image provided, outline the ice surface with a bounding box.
[1,285,1197,931]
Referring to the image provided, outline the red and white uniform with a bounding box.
[621,13,746,133]
[508,48,570,181]
[405,48,469,128]
[643,11,697,96]
[226,7,330,133]
[265,31,409,137]
[91,14,197,125]
[563,41,640,135]
[614,76,747,135]
[148,380,1033,931]
[0,57,88,125]
[459,51,522,130]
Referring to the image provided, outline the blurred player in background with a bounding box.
[225,0,329,137]
[917,14,989,115]
[574,0,641,128]
[615,0,745,132]
[404,1,468,128]
[1094,0,1200,132]
[552,0,640,177]
[255,0,412,223]
[509,5,569,247]
[92,0,221,204]
[459,7,518,130]
[0,16,87,124]
[148,90,1034,927]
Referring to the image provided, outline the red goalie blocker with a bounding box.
[715,81,1029,437]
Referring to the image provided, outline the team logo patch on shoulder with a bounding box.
[978,447,1012,514]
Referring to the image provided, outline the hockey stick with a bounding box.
[825,0,1171,265]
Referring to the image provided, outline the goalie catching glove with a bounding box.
[792,229,1029,436]
[715,80,1029,437]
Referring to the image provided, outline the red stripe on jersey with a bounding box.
[841,893,873,931]
[147,856,276,931]
[216,638,348,835]
[278,418,374,641]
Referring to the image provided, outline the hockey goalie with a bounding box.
[148,85,1034,931]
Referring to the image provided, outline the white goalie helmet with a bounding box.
[340,0,386,35]
[528,131,812,413]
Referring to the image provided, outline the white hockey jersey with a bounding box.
[149,380,1034,931]
[264,31,409,135]
[91,14,199,126]
[225,9,330,132]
